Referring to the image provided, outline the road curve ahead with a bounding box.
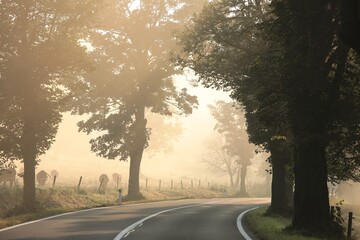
[0,198,269,240]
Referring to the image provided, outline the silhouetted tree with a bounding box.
[178,0,293,214]
[340,0,360,53]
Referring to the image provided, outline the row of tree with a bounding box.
[178,0,360,236]
[1,1,359,237]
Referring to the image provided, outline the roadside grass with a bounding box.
[244,206,340,240]
[0,186,230,229]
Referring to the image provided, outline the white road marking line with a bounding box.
[236,206,261,240]
[0,206,115,233]
[113,200,223,240]
[0,198,202,233]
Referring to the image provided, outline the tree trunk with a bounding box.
[234,165,241,188]
[127,105,147,200]
[268,142,292,215]
[279,0,335,232]
[292,137,330,230]
[340,0,360,53]
[22,112,37,210]
[239,164,249,197]
[265,172,271,197]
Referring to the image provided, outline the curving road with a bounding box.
[0,198,269,240]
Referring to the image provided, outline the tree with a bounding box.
[72,0,201,200]
[209,101,256,196]
[179,0,360,235]
[340,0,360,53]
[146,113,183,155]
[203,134,241,188]
[178,0,293,214]
[0,1,100,210]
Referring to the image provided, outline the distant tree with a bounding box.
[209,101,256,196]
[146,113,183,155]
[203,134,240,188]
[72,0,202,200]
[0,1,101,210]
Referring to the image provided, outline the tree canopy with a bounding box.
[71,0,201,199]
[0,0,102,209]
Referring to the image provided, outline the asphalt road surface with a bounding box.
[0,198,269,240]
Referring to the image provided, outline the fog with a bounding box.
[29,75,268,189]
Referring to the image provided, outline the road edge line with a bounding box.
[113,200,223,240]
[236,205,262,240]
[0,205,115,233]
[0,198,198,233]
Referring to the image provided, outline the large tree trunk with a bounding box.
[340,0,360,53]
[21,109,37,210]
[292,137,330,230]
[279,0,335,233]
[127,105,147,200]
[238,164,249,197]
[268,142,292,215]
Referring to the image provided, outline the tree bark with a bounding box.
[340,0,360,53]
[268,142,292,215]
[127,105,147,200]
[21,108,37,210]
[292,137,330,230]
[239,164,249,197]
[279,0,335,232]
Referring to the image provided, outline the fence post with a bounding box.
[77,176,82,192]
[198,180,201,188]
[181,180,183,190]
[208,182,210,188]
[118,189,122,205]
[52,175,57,189]
[171,180,173,189]
[347,212,354,240]
[330,206,335,220]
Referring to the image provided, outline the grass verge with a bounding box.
[0,186,230,229]
[244,206,334,240]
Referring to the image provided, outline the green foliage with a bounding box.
[332,200,346,230]
[245,206,343,240]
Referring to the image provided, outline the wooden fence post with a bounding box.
[77,176,82,192]
[52,175,57,189]
[98,177,104,193]
[347,212,354,240]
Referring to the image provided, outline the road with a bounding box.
[0,198,269,240]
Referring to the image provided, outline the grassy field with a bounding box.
[244,206,357,240]
[0,185,230,229]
